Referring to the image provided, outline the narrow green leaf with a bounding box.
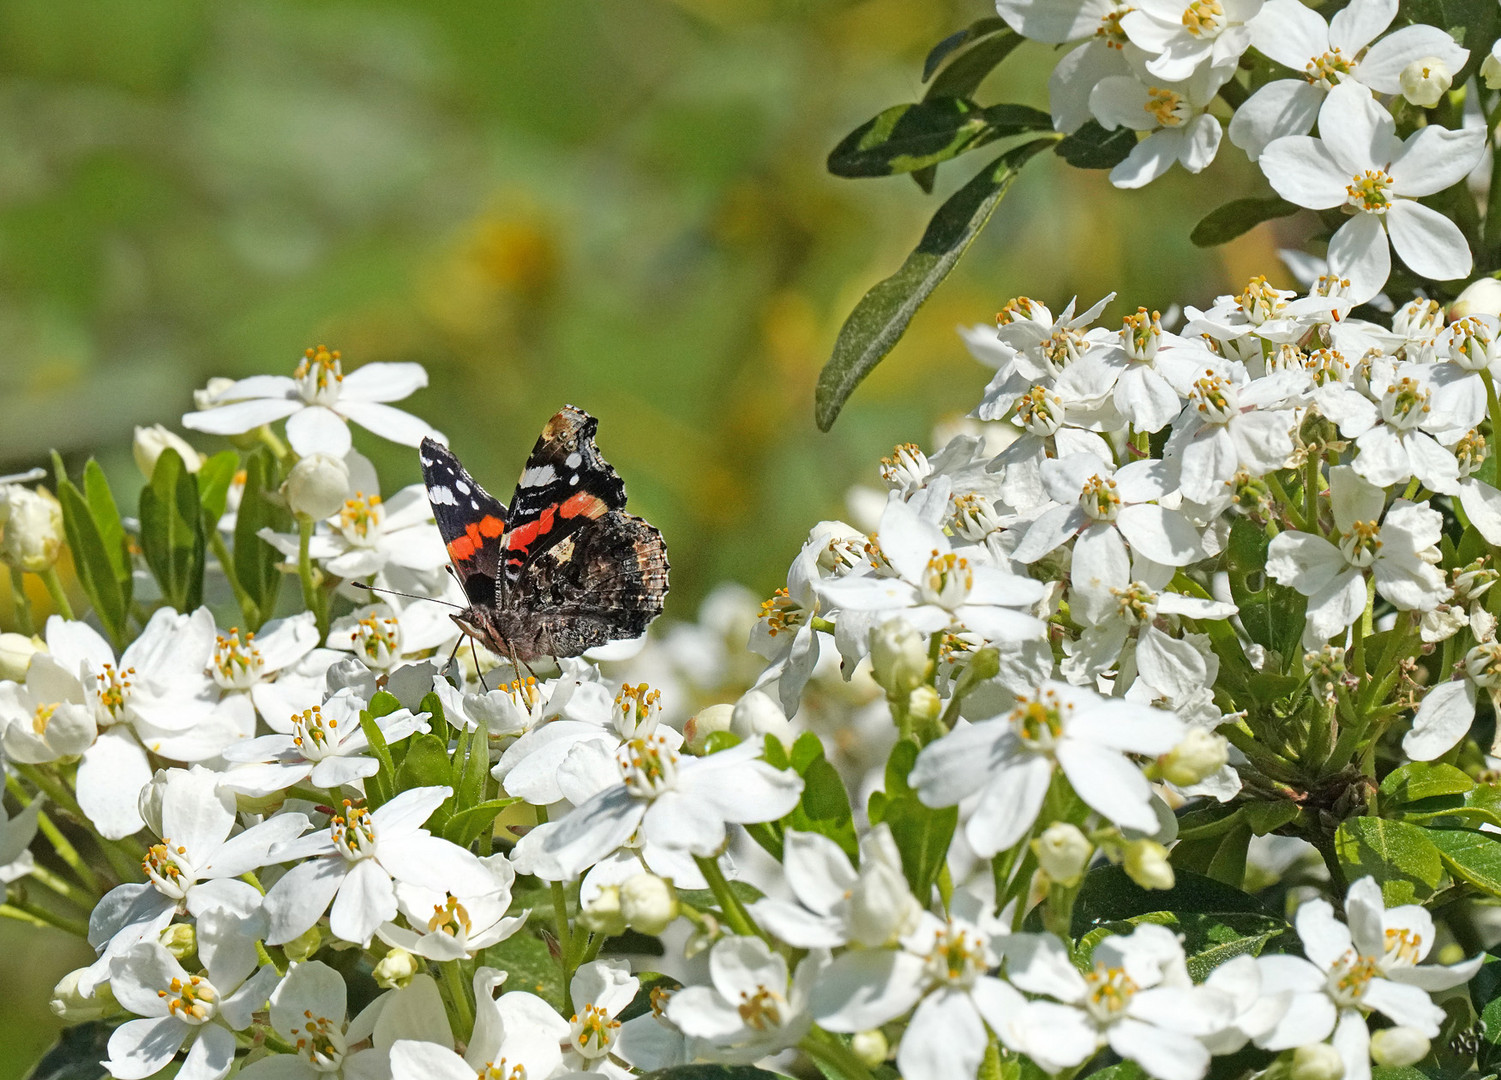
[359,709,396,808]
[139,449,205,611]
[828,99,1049,179]
[396,733,451,793]
[1424,826,1501,896]
[1206,821,1252,889]
[1471,956,1501,1071]
[81,460,130,589]
[1071,865,1268,935]
[1190,196,1300,247]
[443,797,521,847]
[816,139,1051,431]
[1334,817,1445,904]
[783,736,857,860]
[922,17,1009,80]
[196,451,240,528]
[1054,120,1137,169]
[926,30,1021,99]
[1243,801,1300,835]
[1381,762,1474,803]
[234,450,287,629]
[55,479,129,646]
[22,1020,112,1080]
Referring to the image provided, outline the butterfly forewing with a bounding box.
[420,436,509,606]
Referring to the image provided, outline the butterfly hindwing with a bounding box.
[420,436,509,606]
[500,404,628,587]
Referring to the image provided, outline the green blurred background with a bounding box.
[0,0,1279,1071]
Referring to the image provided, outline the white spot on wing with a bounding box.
[569,474,579,485]
[520,464,557,487]
[429,486,458,506]
[456,480,471,495]
[470,499,480,510]
[565,452,583,469]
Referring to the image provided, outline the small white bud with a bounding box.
[851,1030,890,1067]
[373,947,419,989]
[1290,1043,1345,1080]
[0,632,45,682]
[1399,56,1452,107]
[159,922,197,961]
[907,684,942,725]
[325,656,378,699]
[731,689,792,748]
[1370,1027,1430,1068]
[283,452,350,520]
[50,969,115,1021]
[1160,729,1230,786]
[1451,277,1501,320]
[133,424,204,479]
[684,704,734,753]
[1124,838,1174,890]
[192,376,238,411]
[0,485,65,572]
[869,618,928,697]
[579,885,628,937]
[282,925,323,963]
[621,873,679,936]
[138,771,171,838]
[1033,822,1092,886]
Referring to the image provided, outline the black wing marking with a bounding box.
[419,436,509,607]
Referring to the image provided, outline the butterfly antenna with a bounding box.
[352,581,464,610]
[472,639,489,692]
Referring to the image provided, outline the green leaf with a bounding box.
[196,451,240,527]
[1206,821,1252,889]
[54,472,130,647]
[1471,955,1501,1071]
[358,708,396,808]
[1076,911,1292,982]
[1424,826,1501,896]
[478,931,564,1012]
[781,732,858,861]
[139,448,206,612]
[1382,762,1474,804]
[234,450,288,630]
[1071,865,1268,936]
[828,99,1050,179]
[442,797,520,847]
[1054,120,1137,169]
[22,1020,112,1080]
[81,460,130,590]
[638,1067,793,1080]
[1334,817,1445,903]
[678,880,765,914]
[926,30,1021,99]
[815,139,1051,431]
[1244,801,1300,835]
[1078,1063,1146,1080]
[396,733,452,793]
[1225,516,1306,663]
[922,17,1009,81]
[1190,196,1301,247]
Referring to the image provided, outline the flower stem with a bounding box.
[26,864,94,912]
[800,1027,879,1080]
[441,959,476,1041]
[209,529,258,629]
[9,567,33,635]
[694,853,769,944]
[5,775,102,895]
[2,896,88,938]
[38,567,73,621]
[296,515,329,645]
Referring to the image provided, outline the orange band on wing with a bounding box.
[506,505,557,553]
[559,491,608,519]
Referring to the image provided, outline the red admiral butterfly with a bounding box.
[420,406,669,663]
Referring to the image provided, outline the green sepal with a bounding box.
[138,448,205,612]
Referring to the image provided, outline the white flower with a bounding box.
[1315,361,1467,494]
[262,786,493,946]
[563,959,640,1072]
[1403,613,1501,759]
[670,936,824,1064]
[510,735,803,882]
[206,612,341,730]
[910,681,1185,856]
[376,853,527,962]
[1089,61,1231,188]
[0,484,65,572]
[182,347,442,457]
[389,974,567,1080]
[974,294,1115,421]
[1230,0,1468,159]
[327,602,459,672]
[1267,466,1449,648]
[133,425,204,477]
[1260,81,1485,303]
[1121,0,1262,80]
[1164,370,1297,503]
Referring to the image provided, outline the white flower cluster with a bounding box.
[995,0,1486,301]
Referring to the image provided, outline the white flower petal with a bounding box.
[1386,200,1473,283]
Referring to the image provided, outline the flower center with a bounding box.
[1192,375,1239,423]
[998,297,1043,326]
[1111,581,1158,624]
[1466,640,1501,687]
[1044,326,1090,367]
[736,985,787,1031]
[158,975,217,1024]
[1239,276,1287,325]
[1306,48,1353,85]
[1080,475,1120,522]
[1383,927,1425,968]
[1307,347,1351,386]
[570,1003,622,1059]
[881,443,932,491]
[211,628,264,690]
[330,801,377,861]
[143,840,192,899]
[337,492,384,543]
[294,345,344,406]
[1145,87,1189,128]
[31,701,58,735]
[1094,5,1132,46]
[759,588,803,638]
[350,615,401,670]
[292,705,339,759]
[951,492,1003,541]
[1017,385,1064,436]
[1013,689,1069,750]
[1380,376,1431,430]
[1327,951,1379,1006]
[1083,962,1138,1023]
[92,663,134,724]
[1445,316,1495,370]
[1458,429,1487,477]
[1339,520,1382,568]
[428,894,473,937]
[292,1008,348,1072]
[1180,0,1225,36]
[922,922,987,988]
[618,733,679,798]
[613,682,663,738]
[1395,299,1443,339]
[922,549,973,609]
[1122,308,1161,362]
[1346,170,1395,214]
[479,1058,526,1080]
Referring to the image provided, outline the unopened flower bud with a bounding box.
[1160,729,1230,786]
[621,873,679,936]
[1451,277,1501,320]
[1124,838,1174,890]
[50,969,115,1021]
[1034,823,1092,886]
[0,486,64,572]
[192,376,237,411]
[159,922,197,961]
[0,632,44,681]
[1290,1043,1345,1080]
[138,771,171,838]
[133,425,204,479]
[1370,1027,1430,1068]
[373,947,419,989]
[580,885,628,936]
[1399,56,1452,107]
[870,618,928,697]
[684,704,734,753]
[325,656,378,699]
[907,684,942,726]
[284,453,350,520]
[851,1030,889,1067]
[731,690,792,748]
[282,925,323,963]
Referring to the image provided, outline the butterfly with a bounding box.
[419,405,669,665]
